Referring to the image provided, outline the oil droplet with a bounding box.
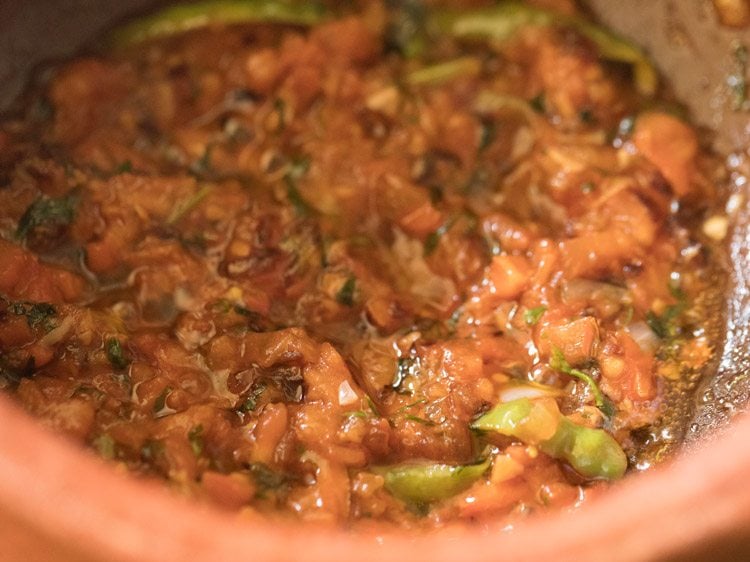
[660,427,676,441]
[636,459,652,471]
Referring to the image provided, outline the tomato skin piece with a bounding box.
[633,112,698,197]
[487,254,532,301]
[0,239,85,303]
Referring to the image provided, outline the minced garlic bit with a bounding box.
[703,214,730,241]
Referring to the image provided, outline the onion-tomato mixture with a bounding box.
[0,0,725,527]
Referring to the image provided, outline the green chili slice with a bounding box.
[433,1,657,96]
[110,0,326,47]
[375,457,491,504]
[472,398,627,480]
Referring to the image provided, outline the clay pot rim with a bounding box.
[1,394,748,562]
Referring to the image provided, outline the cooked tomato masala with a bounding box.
[0,0,726,527]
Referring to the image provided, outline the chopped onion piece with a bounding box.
[338,380,359,406]
[626,321,661,353]
[498,380,563,403]
[39,315,75,346]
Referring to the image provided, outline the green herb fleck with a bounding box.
[447,308,462,332]
[239,382,267,412]
[113,160,133,175]
[524,306,547,326]
[336,276,357,307]
[396,399,427,414]
[404,414,436,426]
[646,304,685,340]
[105,338,130,370]
[273,98,287,133]
[385,0,427,58]
[729,43,749,112]
[285,175,313,216]
[345,395,382,420]
[550,347,613,417]
[478,120,497,153]
[9,302,56,332]
[668,277,687,302]
[424,231,441,256]
[530,92,546,113]
[167,184,213,224]
[250,462,288,494]
[93,434,116,460]
[190,144,214,176]
[424,220,453,257]
[579,108,595,124]
[366,395,382,417]
[16,194,78,241]
[141,439,165,462]
[188,425,204,456]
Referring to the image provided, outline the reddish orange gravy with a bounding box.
[0,0,724,528]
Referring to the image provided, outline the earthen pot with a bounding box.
[0,1,749,560]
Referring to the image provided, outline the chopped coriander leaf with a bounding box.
[105,337,130,370]
[190,144,214,176]
[93,434,116,460]
[530,92,546,113]
[288,155,311,179]
[385,0,428,58]
[16,193,78,241]
[285,175,313,215]
[729,43,749,111]
[396,399,427,414]
[423,230,441,256]
[113,160,133,174]
[646,303,685,340]
[404,414,436,426]
[447,308,462,332]
[9,302,56,331]
[250,462,288,494]
[239,382,267,412]
[336,276,357,307]
[346,410,369,419]
[478,120,497,153]
[424,218,456,256]
[524,306,547,326]
[366,395,382,417]
[668,279,687,301]
[579,108,595,123]
[141,439,165,462]
[167,184,213,224]
[550,347,613,417]
[273,98,287,133]
[188,425,204,456]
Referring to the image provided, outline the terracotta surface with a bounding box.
[1,1,750,560]
[1,394,750,562]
